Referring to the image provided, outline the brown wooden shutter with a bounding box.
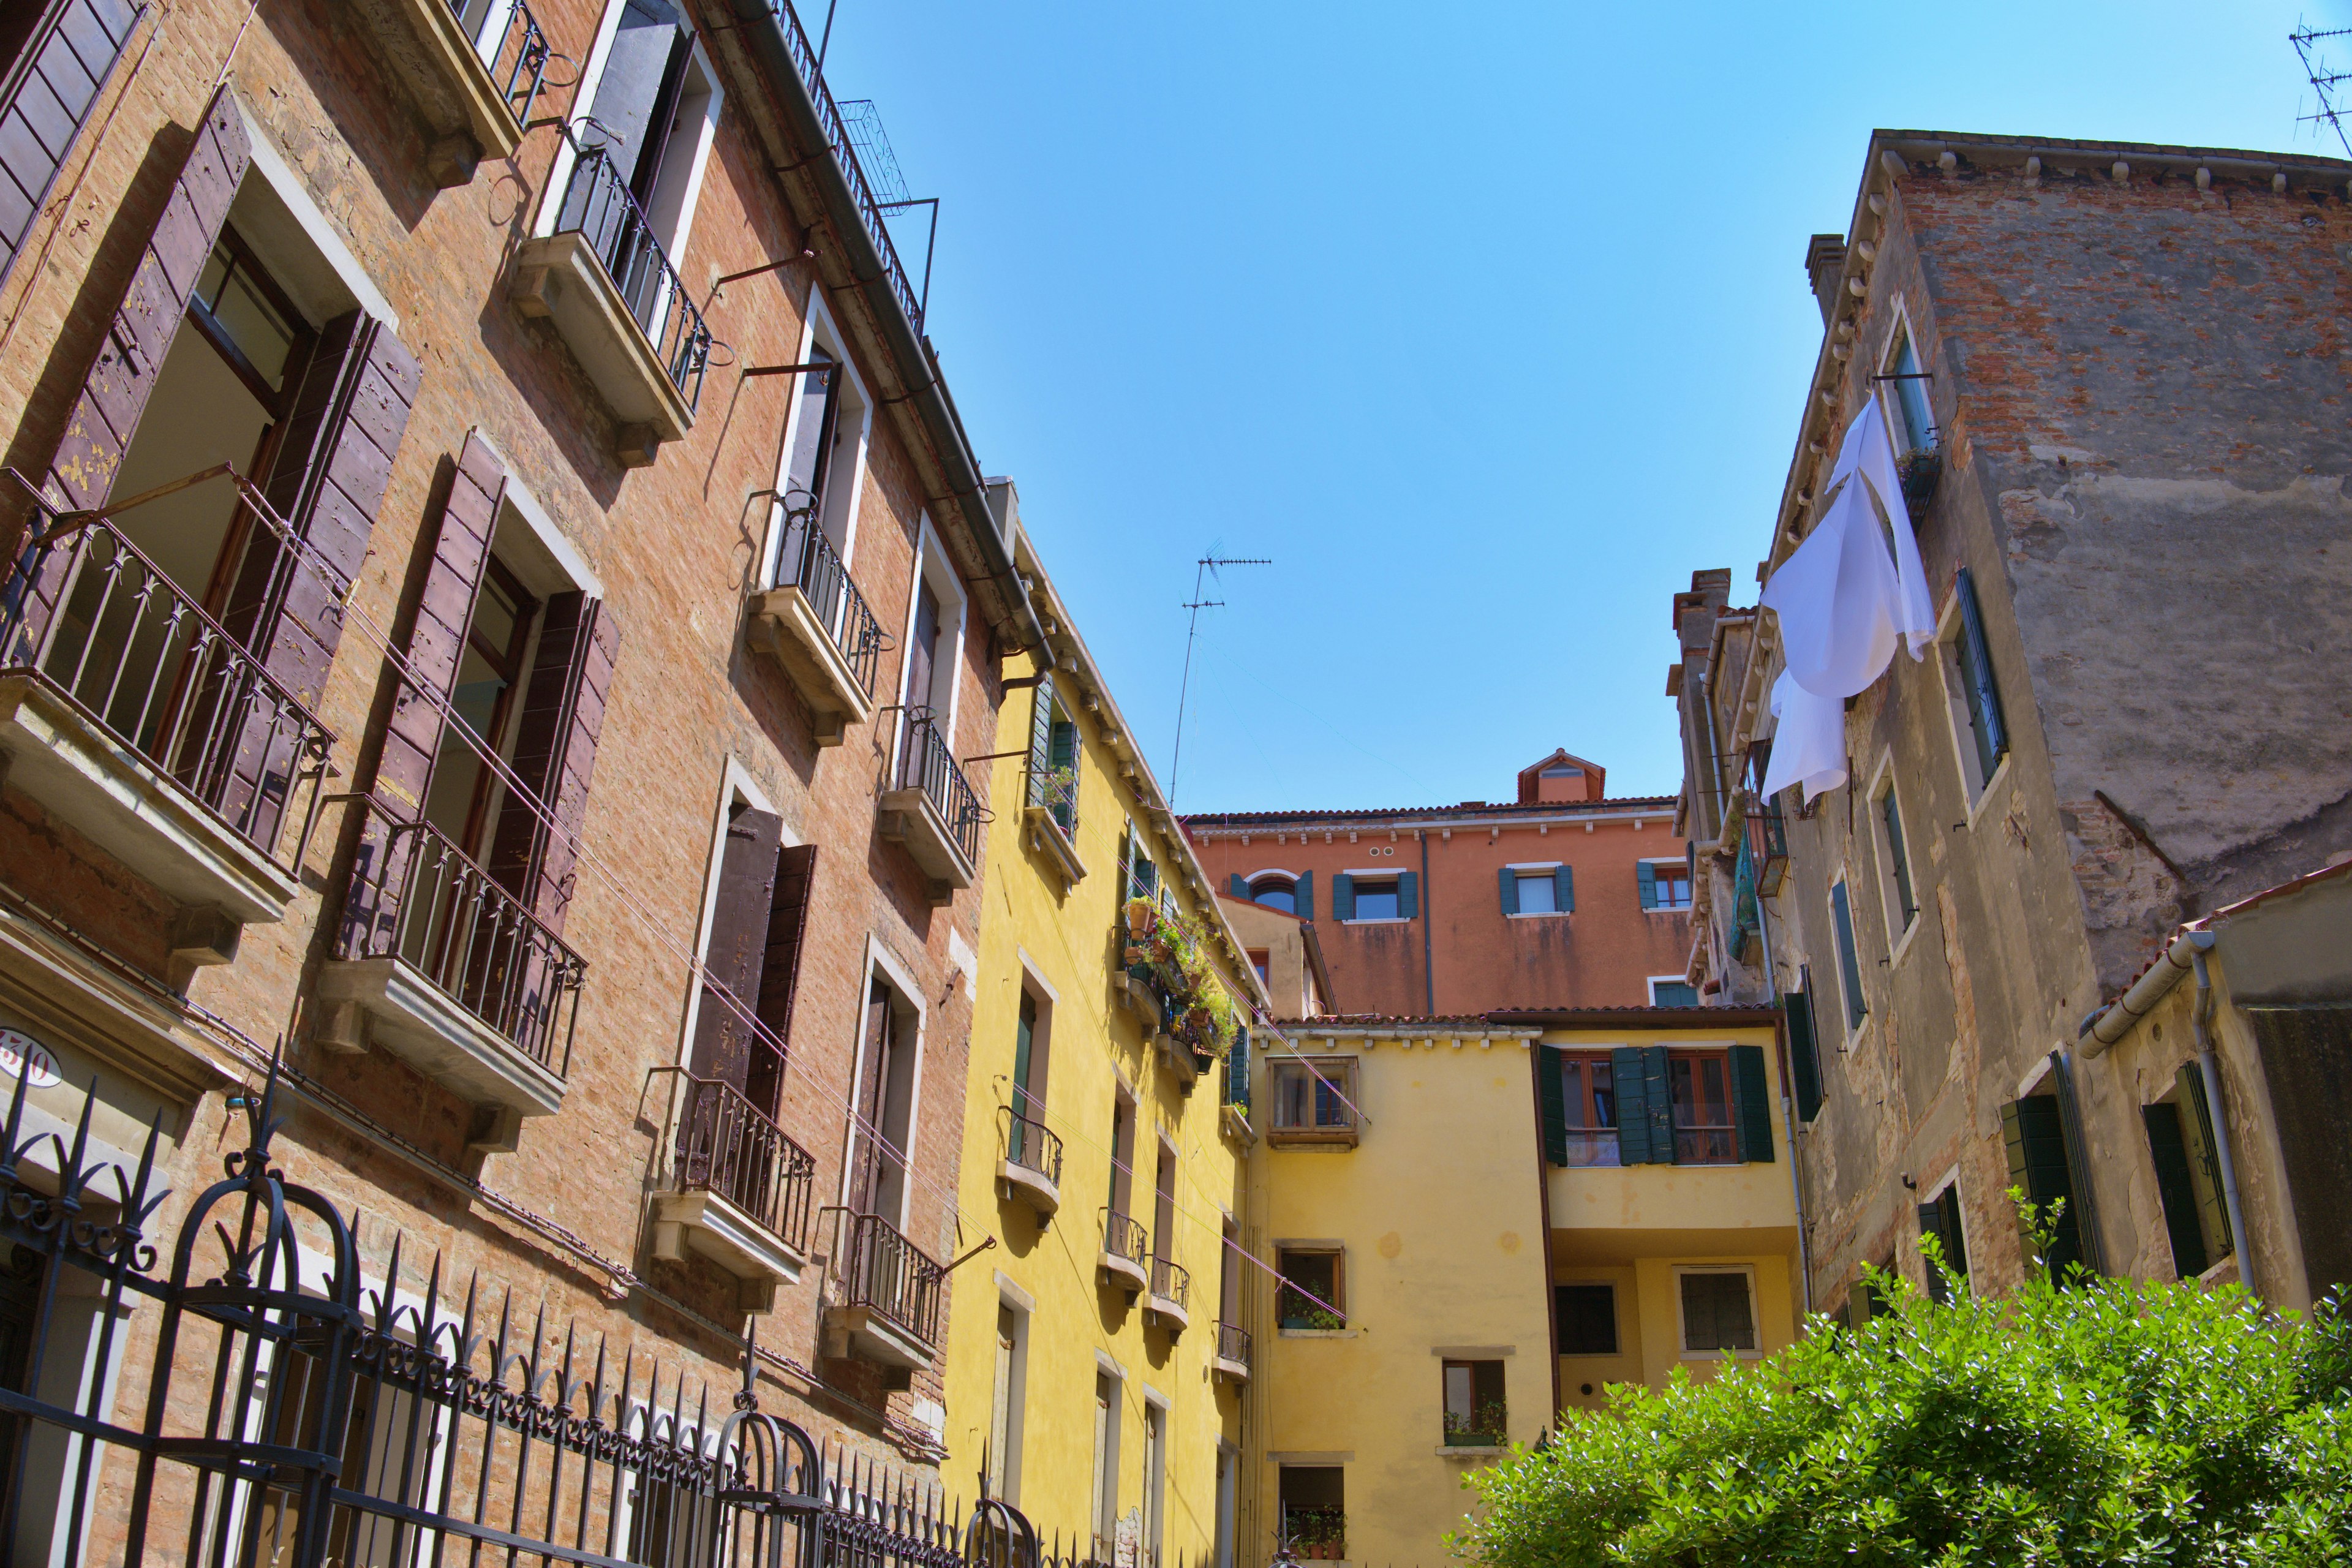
[0,0,143,288]
[688,805,782,1092]
[757,843,817,1041]
[374,433,504,816]
[486,592,620,933]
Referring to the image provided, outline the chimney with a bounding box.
[1804,234,1847,326]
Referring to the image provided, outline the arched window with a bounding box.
[1249,875,1297,914]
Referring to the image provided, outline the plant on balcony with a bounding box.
[1896,445,1942,519]
[1444,1402,1511,1448]
[1121,897,1239,1060]
[1278,1284,1345,1332]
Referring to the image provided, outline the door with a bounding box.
[850,982,910,1223]
[1008,990,1036,1167]
[899,578,940,785]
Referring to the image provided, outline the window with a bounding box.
[1122,824,1161,905]
[1005,985,1050,1172]
[986,1300,1027,1504]
[1882,319,1937,456]
[1349,877,1400,920]
[1441,1360,1507,1447]
[1248,875,1297,914]
[1106,1091,1137,1217]
[1023,677,1079,840]
[1917,1184,1968,1303]
[1500,864,1574,916]
[1558,1055,1618,1167]
[2143,1066,2233,1280]
[1277,1466,1343,1561]
[0,1,141,285]
[1638,861,1692,911]
[1268,1058,1358,1144]
[1648,978,1699,1008]
[1247,949,1270,988]
[1515,872,1556,914]
[1874,779,1918,940]
[1142,1399,1167,1568]
[847,973,919,1224]
[1678,1270,1756,1354]
[1091,1372,1121,1557]
[1939,567,2010,805]
[1828,878,1868,1036]
[557,0,722,263]
[1668,1051,1736,1164]
[685,796,816,1127]
[1275,1249,1344,1330]
[2001,1093,2089,1283]
[892,540,968,790]
[1555,1283,1618,1355]
[1786,970,1825,1123]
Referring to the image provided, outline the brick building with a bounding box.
[1669,130,2352,1325]
[0,0,1040,1558]
[1183,753,1693,1016]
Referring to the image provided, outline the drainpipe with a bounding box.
[2190,948,2254,1291]
[1419,830,1434,1014]
[1749,833,1813,1314]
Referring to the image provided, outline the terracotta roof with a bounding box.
[1488,1005,1782,1027]
[1180,796,1676,827]
[1278,1013,1515,1028]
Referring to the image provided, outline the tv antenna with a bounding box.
[1167,554,1270,808]
[2294,23,2352,157]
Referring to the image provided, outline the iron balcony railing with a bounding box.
[775,506,884,695]
[897,707,982,867]
[1149,1254,1189,1310]
[840,1210,944,1351]
[1000,1104,1062,1187]
[0,513,331,871]
[1100,1209,1147,1271]
[655,1066,817,1254]
[764,1,927,331]
[1215,1320,1251,1370]
[453,0,552,127]
[554,141,712,412]
[1028,761,1077,841]
[336,797,586,1075]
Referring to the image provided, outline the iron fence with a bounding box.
[1100,1210,1146,1271]
[657,1066,818,1255]
[555,141,712,410]
[777,505,886,695]
[999,1105,1061,1188]
[0,513,331,871]
[334,795,586,1073]
[452,0,551,127]
[839,1210,944,1351]
[896,708,982,867]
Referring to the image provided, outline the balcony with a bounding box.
[745,511,884,747]
[997,1104,1061,1222]
[648,1068,816,1312]
[320,799,583,1151]
[823,1210,943,1374]
[1022,766,1085,887]
[0,514,331,937]
[1747,795,1788,897]
[1212,1320,1251,1383]
[511,144,711,465]
[876,709,980,903]
[1098,1208,1148,1300]
[1280,1506,1344,1563]
[353,0,551,186]
[1147,1254,1190,1334]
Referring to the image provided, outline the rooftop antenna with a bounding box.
[2293,23,2352,157]
[1168,554,1270,809]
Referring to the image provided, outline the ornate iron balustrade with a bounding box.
[0,511,332,869]
[763,1,927,331]
[335,796,585,1075]
[1215,1320,1251,1370]
[657,1066,818,1254]
[1100,1209,1147,1270]
[999,1104,1061,1186]
[776,505,884,695]
[897,707,982,866]
[839,1210,945,1351]
[554,141,712,410]
[1148,1254,1188,1310]
[453,0,551,125]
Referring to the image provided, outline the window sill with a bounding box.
[1679,1349,1763,1362]
[1959,753,2016,833]
[1505,911,1569,920]
[1340,916,1412,925]
[1643,904,1693,914]
[1278,1327,1357,1339]
[1888,912,1924,971]
[1435,1446,1510,1458]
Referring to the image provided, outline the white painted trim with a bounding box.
[1506,911,1569,920]
[995,1269,1035,1313]
[1341,916,1411,925]
[1645,975,1696,1003]
[1094,1349,1126,1381]
[673,762,793,1069]
[641,39,721,260]
[1016,948,1061,1005]
[537,0,631,238]
[765,290,875,580]
[225,92,400,331]
[1139,1382,1170,1411]
[888,513,970,781]
[1504,861,1562,872]
[470,432,603,599]
[840,935,929,1229]
[1240,867,1302,884]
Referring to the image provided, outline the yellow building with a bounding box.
[940,497,1268,1568]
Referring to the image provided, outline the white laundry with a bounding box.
[1826,398,1937,659]
[1759,668,1847,803]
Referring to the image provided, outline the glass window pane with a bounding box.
[1353,883,1398,919]
[1515,873,1555,914]
[1252,880,1295,914]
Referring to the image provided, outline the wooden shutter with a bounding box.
[1227,873,1248,899]
[2000,1095,2085,1281]
[375,433,504,816]
[1025,673,1055,809]
[1636,861,1657,910]
[1784,972,1824,1122]
[1830,881,1866,1031]
[486,592,620,933]
[757,842,818,1039]
[1537,1046,1568,1166]
[1954,567,2009,779]
[1610,1046,1650,1164]
[1396,870,1417,919]
[1728,1044,1774,1164]
[582,0,688,197]
[1331,873,1354,921]
[1556,864,1575,913]
[0,0,141,288]
[1915,1203,1952,1304]
[1294,870,1313,921]
[2142,1100,2210,1280]
[1638,1046,1673,1165]
[687,807,781,1091]
[2176,1063,2234,1261]
[1496,866,1518,915]
[1225,1026,1248,1107]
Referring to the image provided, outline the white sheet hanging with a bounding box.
[1828,398,1937,660]
[1758,668,1847,803]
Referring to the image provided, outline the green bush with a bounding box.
[1457,1216,2352,1566]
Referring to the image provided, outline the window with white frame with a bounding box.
[891,526,968,790]
[1937,567,2011,808]
[1638,859,1691,911]
[548,0,723,274]
[1502,863,1572,916]
[1880,315,1937,457]
[1871,767,1918,946]
[770,295,873,576]
[1648,976,1699,1007]
[1828,876,1868,1039]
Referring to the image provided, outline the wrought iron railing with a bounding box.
[0,513,331,870]
[1100,1209,1147,1270]
[656,1066,818,1253]
[1000,1104,1061,1186]
[554,141,712,410]
[763,1,927,331]
[453,0,551,126]
[335,796,584,1075]
[1148,1254,1188,1310]
[1028,761,1077,840]
[775,505,884,694]
[839,1209,944,1351]
[1215,1319,1250,1369]
[897,707,982,867]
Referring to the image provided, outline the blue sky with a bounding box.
[815,1,2340,811]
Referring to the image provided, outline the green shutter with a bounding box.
[1557,864,1575,913]
[1610,1046,1651,1164]
[2001,1096,2084,1282]
[1397,870,1418,919]
[2177,1063,2234,1262]
[2143,1100,2211,1280]
[1637,861,1657,910]
[1537,1046,1569,1166]
[1729,1044,1774,1164]
[1639,1046,1673,1165]
[1026,674,1056,809]
[1332,873,1355,921]
[1955,567,2010,780]
[1830,882,1867,1032]
[1228,873,1248,899]
[1917,1203,1952,1304]
[1497,865,1518,915]
[1784,974,1824,1122]
[1226,1027,1250,1109]
[1295,871,1314,921]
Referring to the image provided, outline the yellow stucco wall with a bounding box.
[938,589,1256,1567]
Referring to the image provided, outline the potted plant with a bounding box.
[1897,444,1942,519]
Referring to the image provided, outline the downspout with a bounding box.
[1420,829,1434,1014]
[1749,832,1813,1314]
[2190,948,2254,1291]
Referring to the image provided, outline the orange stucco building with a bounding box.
[1183,751,1695,1014]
